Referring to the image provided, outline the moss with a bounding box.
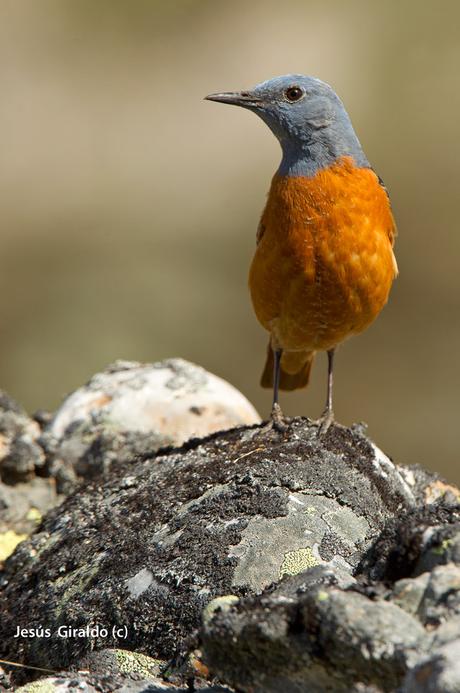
[202,595,240,625]
[432,538,453,555]
[54,560,102,619]
[1,417,417,671]
[316,590,330,602]
[26,508,42,524]
[114,648,164,676]
[0,530,27,562]
[279,547,318,578]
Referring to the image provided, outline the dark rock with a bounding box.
[200,567,427,692]
[389,573,430,616]
[76,648,166,678]
[429,614,460,649]
[357,504,460,583]
[8,648,234,692]
[0,391,55,564]
[0,418,415,679]
[415,528,460,577]
[417,563,460,626]
[402,639,460,692]
[302,588,425,687]
[0,664,13,690]
[0,389,45,484]
[0,477,59,536]
[13,671,234,692]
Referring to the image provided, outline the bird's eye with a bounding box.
[285,86,304,102]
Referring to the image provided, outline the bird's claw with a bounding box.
[254,403,288,437]
[270,402,288,432]
[316,408,334,436]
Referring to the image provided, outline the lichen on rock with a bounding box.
[0,417,416,679]
[41,359,261,493]
[1,372,460,693]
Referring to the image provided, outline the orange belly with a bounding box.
[249,157,397,351]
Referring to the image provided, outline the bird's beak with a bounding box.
[204,90,262,108]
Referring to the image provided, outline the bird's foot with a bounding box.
[316,407,335,436]
[270,402,288,432]
[254,404,288,437]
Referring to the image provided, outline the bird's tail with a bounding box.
[260,344,315,391]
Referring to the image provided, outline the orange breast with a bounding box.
[248,156,397,351]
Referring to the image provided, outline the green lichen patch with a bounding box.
[202,595,240,625]
[432,538,453,555]
[15,680,57,693]
[280,547,318,578]
[26,507,42,524]
[0,417,416,677]
[114,648,164,676]
[0,529,27,562]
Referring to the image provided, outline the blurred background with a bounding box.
[0,0,459,482]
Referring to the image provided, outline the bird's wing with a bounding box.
[256,219,266,245]
[376,172,398,247]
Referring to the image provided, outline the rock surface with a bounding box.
[0,417,417,681]
[200,505,460,693]
[3,648,223,691]
[41,359,261,493]
[0,360,260,561]
[357,503,460,582]
[402,639,460,692]
[1,371,460,692]
[0,390,45,484]
[200,566,427,692]
[13,671,233,692]
[0,391,55,563]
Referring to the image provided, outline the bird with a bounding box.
[205,75,397,432]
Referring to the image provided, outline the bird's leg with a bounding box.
[270,348,286,430]
[317,348,335,434]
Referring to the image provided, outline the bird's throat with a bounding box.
[277,126,369,178]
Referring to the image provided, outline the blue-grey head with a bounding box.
[205,74,369,177]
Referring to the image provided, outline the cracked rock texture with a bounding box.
[201,565,427,692]
[200,506,460,693]
[0,417,418,682]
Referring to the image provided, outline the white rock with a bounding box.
[47,358,260,455]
